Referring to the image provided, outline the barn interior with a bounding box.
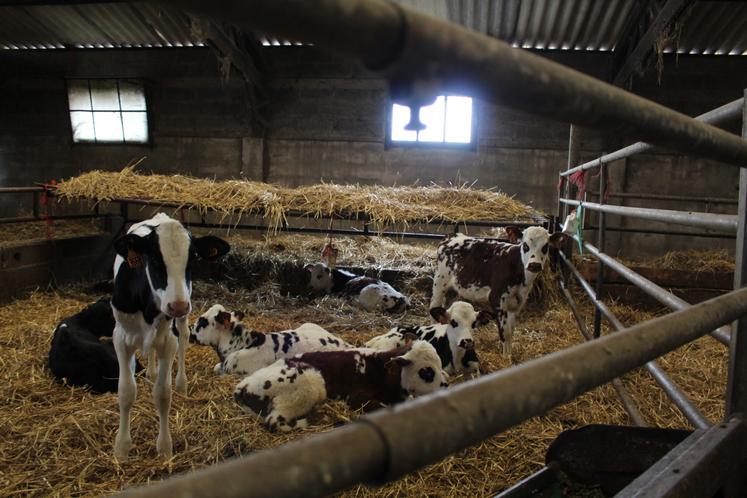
[1,1,747,497]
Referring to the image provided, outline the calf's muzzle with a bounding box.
[167,301,190,318]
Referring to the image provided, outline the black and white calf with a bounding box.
[430,226,564,357]
[234,340,448,431]
[365,301,492,375]
[189,304,351,375]
[305,262,409,313]
[111,213,229,459]
[48,298,143,393]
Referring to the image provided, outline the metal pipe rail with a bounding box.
[561,98,745,177]
[118,287,747,498]
[558,276,648,427]
[558,252,710,429]
[560,198,738,233]
[583,225,736,240]
[161,0,747,168]
[585,191,739,205]
[580,240,731,346]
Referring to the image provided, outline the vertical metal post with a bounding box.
[32,191,39,219]
[727,90,747,419]
[593,163,607,338]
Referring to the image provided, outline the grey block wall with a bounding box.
[1,46,745,258]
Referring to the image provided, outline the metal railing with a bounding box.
[104,1,747,496]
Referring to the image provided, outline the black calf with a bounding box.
[48,298,142,394]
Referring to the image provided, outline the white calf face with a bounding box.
[430,301,492,374]
[517,226,563,274]
[190,304,245,346]
[305,262,333,292]
[395,341,449,397]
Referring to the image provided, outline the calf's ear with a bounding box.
[234,310,246,321]
[429,307,450,325]
[194,236,230,260]
[114,233,149,259]
[402,332,418,345]
[549,232,567,248]
[389,356,413,367]
[216,311,232,329]
[505,226,523,244]
[304,264,315,272]
[476,310,496,325]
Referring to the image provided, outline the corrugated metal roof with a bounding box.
[0,0,745,55]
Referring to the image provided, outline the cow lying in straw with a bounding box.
[234,339,447,432]
[305,262,409,313]
[365,301,491,376]
[48,298,143,393]
[430,226,564,357]
[190,304,352,375]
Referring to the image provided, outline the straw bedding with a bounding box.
[0,256,727,497]
[53,167,545,232]
[621,249,735,274]
[0,219,104,248]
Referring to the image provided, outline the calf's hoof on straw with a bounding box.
[174,376,187,395]
[113,435,132,461]
[501,343,512,358]
[156,432,173,458]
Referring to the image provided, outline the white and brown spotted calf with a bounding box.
[305,262,409,313]
[190,304,351,376]
[430,226,564,357]
[365,301,492,375]
[234,340,448,431]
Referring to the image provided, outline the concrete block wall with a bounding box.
[1,46,745,259]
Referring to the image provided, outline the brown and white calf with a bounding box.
[189,304,351,375]
[430,226,564,357]
[111,213,229,459]
[234,340,448,431]
[364,301,492,375]
[305,262,409,313]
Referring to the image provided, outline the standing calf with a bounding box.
[190,304,351,375]
[305,262,409,313]
[111,213,229,459]
[234,340,448,431]
[365,301,491,375]
[430,226,564,357]
[48,298,143,393]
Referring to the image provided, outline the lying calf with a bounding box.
[234,340,448,431]
[190,304,351,375]
[365,301,492,375]
[305,262,409,313]
[48,298,143,393]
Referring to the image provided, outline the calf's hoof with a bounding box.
[501,343,512,358]
[174,376,187,395]
[156,431,173,458]
[113,434,132,461]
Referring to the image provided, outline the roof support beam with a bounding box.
[612,0,693,87]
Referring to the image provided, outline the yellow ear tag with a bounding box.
[127,248,143,269]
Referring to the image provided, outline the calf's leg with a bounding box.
[113,325,136,460]
[429,269,449,312]
[173,316,189,395]
[153,321,178,458]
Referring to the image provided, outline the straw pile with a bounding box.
[0,219,104,248]
[0,273,727,497]
[623,249,735,274]
[53,167,545,232]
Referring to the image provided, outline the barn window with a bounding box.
[67,79,149,144]
[389,96,473,146]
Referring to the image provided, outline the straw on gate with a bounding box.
[0,271,727,497]
[53,167,545,232]
[623,249,735,273]
[0,218,104,248]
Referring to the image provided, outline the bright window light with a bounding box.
[390,95,473,145]
[67,79,149,144]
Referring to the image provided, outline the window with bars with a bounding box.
[67,79,149,144]
[389,95,474,146]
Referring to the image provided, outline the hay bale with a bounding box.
[54,167,545,233]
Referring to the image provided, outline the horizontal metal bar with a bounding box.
[617,418,747,498]
[580,240,731,346]
[561,98,746,176]
[585,191,739,205]
[561,199,738,233]
[162,0,747,167]
[559,252,708,428]
[0,214,102,225]
[584,225,736,240]
[117,285,747,498]
[558,275,648,427]
[0,186,46,194]
[493,463,558,498]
